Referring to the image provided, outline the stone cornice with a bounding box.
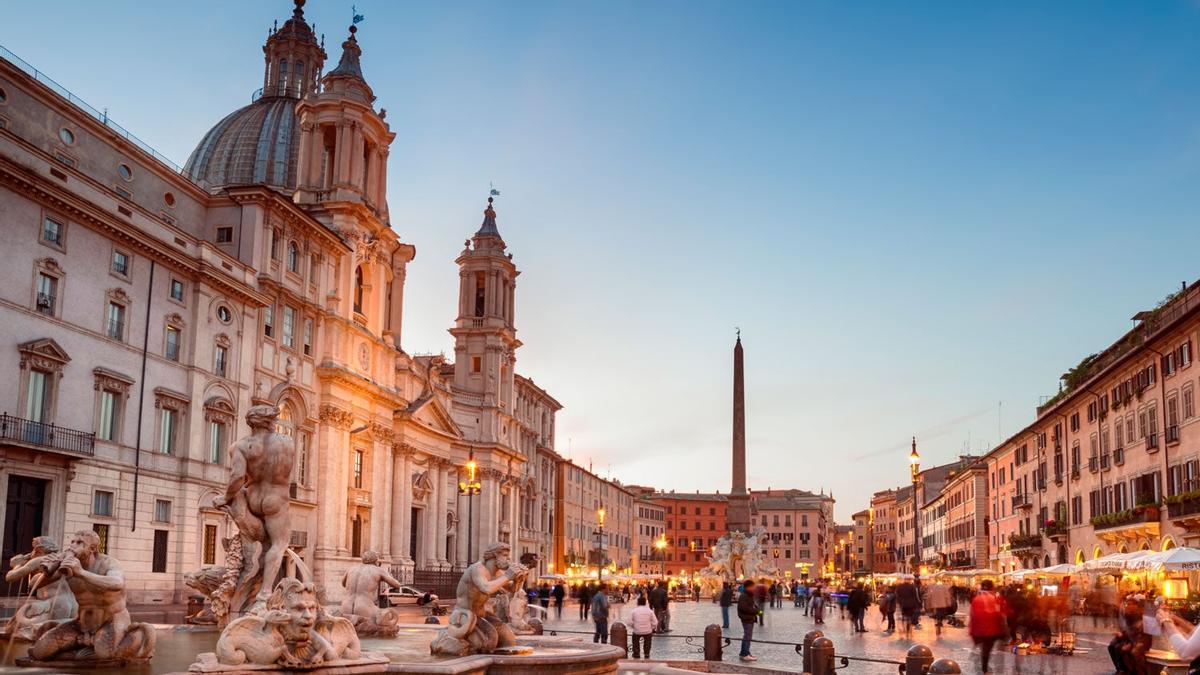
[314,362,406,408]
[224,187,350,253]
[0,156,270,309]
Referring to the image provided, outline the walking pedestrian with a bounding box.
[629,595,658,658]
[591,583,610,644]
[812,586,825,624]
[737,579,759,662]
[969,580,1007,674]
[579,584,592,621]
[927,579,951,633]
[754,581,767,625]
[719,582,733,629]
[539,583,551,610]
[650,581,669,633]
[848,582,869,632]
[895,578,920,632]
[553,582,565,619]
[880,585,896,633]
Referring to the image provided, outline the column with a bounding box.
[334,122,349,185]
[398,446,412,557]
[435,461,449,565]
[389,266,406,349]
[424,458,438,566]
[378,438,393,556]
[458,273,469,318]
[296,121,313,189]
[350,125,365,188]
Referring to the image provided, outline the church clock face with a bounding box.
[358,343,370,370]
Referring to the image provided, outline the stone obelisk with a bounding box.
[726,333,751,534]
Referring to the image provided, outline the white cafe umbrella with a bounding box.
[1128,547,1200,572]
[1080,551,1153,572]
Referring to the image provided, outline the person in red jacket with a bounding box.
[970,580,1007,673]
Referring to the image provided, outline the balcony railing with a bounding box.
[1089,456,1099,473]
[1008,533,1042,550]
[36,293,55,316]
[1167,494,1200,520]
[1045,522,1069,538]
[1147,434,1160,450]
[0,413,94,456]
[1167,426,1180,444]
[1114,448,1125,465]
[1091,506,1160,532]
[1012,493,1033,510]
[1101,453,1111,470]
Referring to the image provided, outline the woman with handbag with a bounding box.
[970,580,1007,673]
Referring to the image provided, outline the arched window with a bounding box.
[287,241,299,273]
[278,59,288,94]
[353,266,365,314]
[294,61,305,95]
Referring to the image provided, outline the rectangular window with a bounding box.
[214,345,227,377]
[152,530,168,573]
[106,302,125,340]
[296,433,309,486]
[26,370,49,422]
[93,490,114,517]
[92,523,109,554]
[160,408,176,454]
[154,499,172,523]
[203,524,218,565]
[270,229,281,261]
[170,279,184,302]
[1186,387,1196,420]
[472,356,481,373]
[216,226,233,243]
[111,250,129,276]
[353,450,364,489]
[303,320,313,356]
[282,306,296,348]
[209,421,225,463]
[263,305,274,338]
[36,273,57,316]
[41,216,64,247]
[165,326,181,361]
[98,390,118,441]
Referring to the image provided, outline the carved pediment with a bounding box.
[203,397,236,424]
[165,312,185,327]
[154,386,190,411]
[35,257,63,274]
[93,367,134,395]
[405,395,462,439]
[107,288,132,304]
[319,404,354,430]
[18,338,70,372]
[412,470,434,502]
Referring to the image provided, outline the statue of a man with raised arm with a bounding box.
[212,404,294,610]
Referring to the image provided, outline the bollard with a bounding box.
[704,624,723,661]
[610,621,628,657]
[424,616,441,624]
[905,644,934,675]
[928,658,961,674]
[528,618,543,635]
[809,636,835,675]
[802,629,824,672]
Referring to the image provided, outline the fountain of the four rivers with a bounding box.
[0,405,624,675]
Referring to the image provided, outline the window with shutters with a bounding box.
[152,530,168,573]
[1186,386,1196,420]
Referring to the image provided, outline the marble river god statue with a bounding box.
[2,536,78,641]
[339,549,402,637]
[210,404,295,618]
[20,529,155,665]
[430,542,530,657]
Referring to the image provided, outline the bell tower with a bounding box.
[450,196,521,412]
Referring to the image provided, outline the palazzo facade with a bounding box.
[0,1,560,608]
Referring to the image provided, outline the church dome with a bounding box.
[183,96,300,191]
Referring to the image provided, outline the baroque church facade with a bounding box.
[0,0,560,607]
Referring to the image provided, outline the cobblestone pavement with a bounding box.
[539,599,1124,674]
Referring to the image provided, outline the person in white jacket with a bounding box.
[629,595,659,659]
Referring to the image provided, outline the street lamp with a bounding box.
[655,535,667,581]
[458,451,482,562]
[909,437,920,578]
[594,505,606,583]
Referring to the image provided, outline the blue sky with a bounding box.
[6,1,1200,520]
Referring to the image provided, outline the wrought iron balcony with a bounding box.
[1167,426,1180,444]
[1147,434,1160,450]
[1008,533,1042,551]
[0,413,94,457]
[1012,493,1033,510]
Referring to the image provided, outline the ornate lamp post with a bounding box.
[595,505,606,582]
[655,535,667,581]
[909,437,920,578]
[458,451,482,562]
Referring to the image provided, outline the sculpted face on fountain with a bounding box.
[283,581,319,635]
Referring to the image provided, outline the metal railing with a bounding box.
[35,293,55,316]
[0,45,209,189]
[0,413,94,456]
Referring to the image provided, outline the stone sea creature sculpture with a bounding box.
[2,536,77,641]
[20,529,155,666]
[339,549,402,637]
[430,542,529,656]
